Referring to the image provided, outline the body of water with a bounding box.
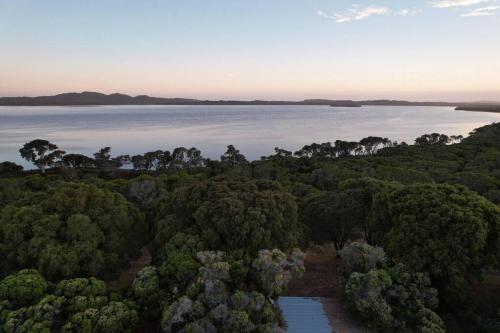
[1,105,499,168]
[278,297,332,333]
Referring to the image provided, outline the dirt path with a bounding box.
[285,246,372,333]
[107,246,152,291]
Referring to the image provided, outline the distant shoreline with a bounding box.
[456,105,500,113]
[0,91,462,107]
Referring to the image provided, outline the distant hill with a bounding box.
[456,103,500,113]
[0,92,199,106]
[0,91,461,107]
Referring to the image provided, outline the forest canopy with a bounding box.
[0,122,499,332]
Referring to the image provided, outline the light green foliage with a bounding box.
[0,269,139,333]
[55,277,109,315]
[339,242,386,278]
[252,249,305,297]
[131,266,165,315]
[161,249,302,332]
[2,295,63,333]
[345,264,444,332]
[62,301,138,333]
[154,233,204,290]
[345,270,394,330]
[0,182,145,280]
[0,269,48,309]
[55,277,108,298]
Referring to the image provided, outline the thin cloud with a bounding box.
[461,5,499,15]
[395,8,422,16]
[318,5,388,23]
[429,0,495,8]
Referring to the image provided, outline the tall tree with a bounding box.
[61,154,95,168]
[302,191,363,251]
[221,145,248,167]
[19,139,65,174]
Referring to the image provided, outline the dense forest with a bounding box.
[0,122,499,332]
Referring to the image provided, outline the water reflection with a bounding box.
[1,105,499,168]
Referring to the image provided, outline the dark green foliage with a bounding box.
[415,133,450,146]
[221,145,248,167]
[93,147,130,169]
[339,177,400,245]
[373,183,500,303]
[154,177,303,256]
[19,139,65,174]
[61,154,95,168]
[131,147,205,171]
[2,121,500,331]
[302,190,364,250]
[0,182,145,280]
[0,162,23,176]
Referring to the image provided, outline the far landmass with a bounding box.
[456,104,500,113]
[0,91,463,107]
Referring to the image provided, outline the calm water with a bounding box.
[278,297,332,333]
[1,105,499,168]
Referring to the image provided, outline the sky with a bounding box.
[0,0,499,101]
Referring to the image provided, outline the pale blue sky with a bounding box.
[1,0,499,101]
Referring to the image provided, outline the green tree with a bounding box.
[302,191,363,251]
[154,177,303,257]
[19,139,65,174]
[339,177,399,245]
[0,162,23,176]
[339,242,386,279]
[221,145,248,167]
[62,301,138,333]
[414,133,450,146]
[0,269,48,309]
[61,154,95,168]
[160,249,299,333]
[374,183,500,304]
[131,266,164,315]
[345,265,444,333]
[0,182,145,280]
[2,295,63,333]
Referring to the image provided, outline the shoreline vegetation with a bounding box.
[0,123,499,332]
[0,91,467,107]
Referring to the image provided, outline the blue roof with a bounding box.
[278,297,333,333]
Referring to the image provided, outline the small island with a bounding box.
[329,101,362,107]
